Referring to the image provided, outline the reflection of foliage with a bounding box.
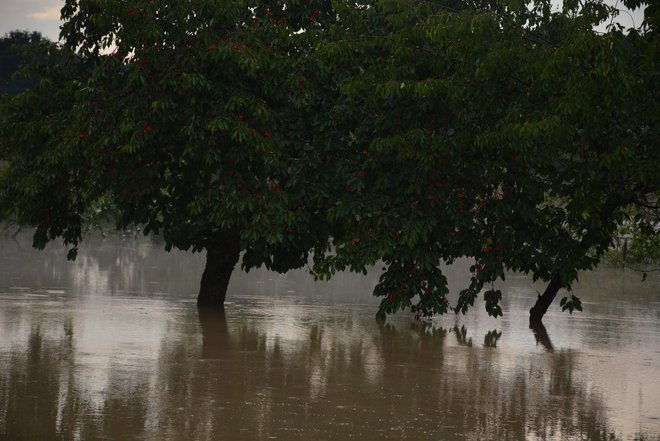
[0,325,149,440]
[483,329,502,348]
[1,310,657,440]
[453,324,473,347]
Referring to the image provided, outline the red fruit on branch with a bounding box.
[268,182,280,193]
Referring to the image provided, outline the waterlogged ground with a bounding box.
[0,233,659,440]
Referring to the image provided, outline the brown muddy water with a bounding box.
[0,232,659,441]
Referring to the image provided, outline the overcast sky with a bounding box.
[1,0,63,41]
[0,0,646,43]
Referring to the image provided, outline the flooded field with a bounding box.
[1,233,659,440]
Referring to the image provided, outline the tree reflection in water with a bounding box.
[483,330,502,348]
[1,233,658,440]
[0,310,640,440]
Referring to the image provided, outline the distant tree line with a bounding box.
[0,31,47,96]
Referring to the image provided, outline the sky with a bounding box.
[0,0,63,42]
[0,0,647,43]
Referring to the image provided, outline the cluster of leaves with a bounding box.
[1,0,657,320]
[607,204,660,268]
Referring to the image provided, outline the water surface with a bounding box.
[1,233,659,440]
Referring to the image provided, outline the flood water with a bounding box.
[0,232,659,441]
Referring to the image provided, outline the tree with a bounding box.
[306,0,658,323]
[0,30,47,96]
[0,0,333,306]
[1,0,657,324]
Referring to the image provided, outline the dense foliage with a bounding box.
[307,0,659,321]
[608,205,660,269]
[0,31,47,96]
[0,0,657,321]
[1,1,331,268]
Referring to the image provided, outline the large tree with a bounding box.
[0,0,334,306]
[1,0,657,323]
[306,0,658,323]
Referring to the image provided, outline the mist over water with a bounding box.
[1,232,659,440]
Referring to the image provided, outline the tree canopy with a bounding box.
[1,0,335,305]
[0,0,657,322]
[306,0,659,322]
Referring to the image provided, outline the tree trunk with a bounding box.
[529,275,563,325]
[197,231,241,307]
[529,321,554,352]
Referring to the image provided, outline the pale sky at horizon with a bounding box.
[0,0,63,41]
[0,0,646,43]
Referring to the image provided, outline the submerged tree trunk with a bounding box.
[530,321,554,352]
[529,275,563,325]
[197,230,241,307]
[197,306,230,358]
